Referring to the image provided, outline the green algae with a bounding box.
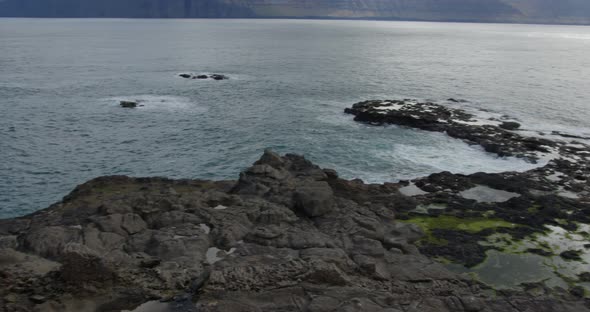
[464,224,590,292]
[400,215,517,234]
[412,203,447,214]
[527,204,541,213]
[399,215,517,247]
[555,218,568,226]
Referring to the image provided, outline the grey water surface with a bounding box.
[1,18,590,218]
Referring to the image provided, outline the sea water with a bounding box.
[1,19,590,218]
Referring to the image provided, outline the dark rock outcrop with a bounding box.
[209,74,228,80]
[1,150,587,311]
[120,100,138,108]
[179,73,229,80]
[500,121,521,130]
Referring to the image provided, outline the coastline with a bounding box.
[1,100,589,311]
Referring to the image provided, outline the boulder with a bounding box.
[179,73,192,79]
[59,243,115,283]
[120,213,147,235]
[210,74,228,80]
[294,182,334,217]
[22,226,81,258]
[196,75,208,79]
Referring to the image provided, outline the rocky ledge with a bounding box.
[1,149,589,311]
[345,99,590,295]
[344,99,558,162]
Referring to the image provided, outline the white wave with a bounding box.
[524,32,590,41]
[101,95,206,112]
[378,135,543,180]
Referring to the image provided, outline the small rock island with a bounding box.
[179,73,229,80]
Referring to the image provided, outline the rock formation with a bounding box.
[1,148,588,311]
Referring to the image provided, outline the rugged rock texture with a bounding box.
[345,99,557,162]
[345,99,590,275]
[1,0,589,24]
[1,149,588,311]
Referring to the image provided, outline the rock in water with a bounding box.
[179,73,227,80]
[344,99,554,162]
[560,250,583,261]
[447,98,469,103]
[500,121,521,130]
[210,74,228,80]
[120,100,137,108]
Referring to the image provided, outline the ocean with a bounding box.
[1,18,590,218]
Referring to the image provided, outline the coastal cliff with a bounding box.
[1,0,589,25]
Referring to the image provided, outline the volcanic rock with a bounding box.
[1,151,588,311]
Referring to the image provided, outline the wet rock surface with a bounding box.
[1,149,588,311]
[345,99,556,162]
[345,99,590,296]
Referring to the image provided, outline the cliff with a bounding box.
[1,0,589,24]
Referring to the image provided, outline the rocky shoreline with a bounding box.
[1,100,589,311]
[345,100,590,293]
